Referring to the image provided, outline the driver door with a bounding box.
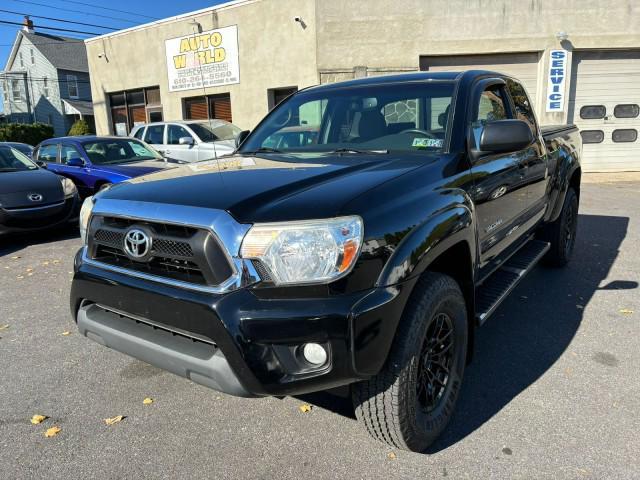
[166,124,198,163]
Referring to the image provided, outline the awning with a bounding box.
[62,99,94,117]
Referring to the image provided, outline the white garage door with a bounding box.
[568,50,640,172]
[420,52,541,109]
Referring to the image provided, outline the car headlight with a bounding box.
[79,196,94,244]
[240,216,363,285]
[60,177,77,197]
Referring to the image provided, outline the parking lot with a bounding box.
[1,179,639,479]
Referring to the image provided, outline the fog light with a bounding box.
[302,343,327,366]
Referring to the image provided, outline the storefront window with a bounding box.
[108,86,163,135]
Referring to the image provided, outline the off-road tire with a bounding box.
[540,187,578,267]
[352,272,468,452]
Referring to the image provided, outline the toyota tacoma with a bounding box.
[71,71,581,452]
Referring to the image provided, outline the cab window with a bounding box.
[60,145,84,165]
[144,125,165,144]
[506,79,538,136]
[37,144,58,163]
[167,125,193,145]
[132,126,145,140]
[471,87,508,149]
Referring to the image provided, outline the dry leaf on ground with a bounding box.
[61,331,71,336]
[104,415,125,426]
[619,308,634,315]
[44,426,61,437]
[0,324,9,331]
[298,404,312,413]
[30,414,48,425]
[10,256,20,260]
[387,452,397,460]
[143,397,154,405]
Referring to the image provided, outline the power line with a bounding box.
[0,19,99,35]
[0,8,118,31]
[51,0,161,21]
[10,0,141,25]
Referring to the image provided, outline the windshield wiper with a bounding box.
[329,148,389,155]
[242,147,283,154]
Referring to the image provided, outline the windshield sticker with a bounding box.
[412,138,443,149]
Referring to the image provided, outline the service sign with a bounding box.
[165,25,239,92]
[546,49,568,112]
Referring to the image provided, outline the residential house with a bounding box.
[0,17,94,137]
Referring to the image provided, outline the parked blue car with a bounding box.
[33,136,174,197]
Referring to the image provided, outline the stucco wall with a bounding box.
[86,0,319,134]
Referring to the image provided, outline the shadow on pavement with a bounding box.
[0,226,79,258]
[294,214,636,450]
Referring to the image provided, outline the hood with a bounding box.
[99,153,438,223]
[0,168,65,208]
[91,160,171,178]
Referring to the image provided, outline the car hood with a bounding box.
[99,153,437,223]
[0,168,64,208]
[91,160,171,178]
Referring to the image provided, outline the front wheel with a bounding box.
[352,272,468,452]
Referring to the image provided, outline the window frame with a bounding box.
[167,124,194,145]
[143,124,166,145]
[579,105,606,120]
[30,48,35,65]
[580,130,605,144]
[67,74,79,99]
[613,104,639,119]
[60,143,85,165]
[36,143,60,163]
[505,78,539,138]
[11,79,21,102]
[611,129,638,143]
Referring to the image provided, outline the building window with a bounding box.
[579,105,606,120]
[47,114,53,125]
[11,79,21,102]
[67,75,79,98]
[612,129,637,143]
[30,48,35,65]
[613,104,639,119]
[268,87,298,111]
[580,130,604,144]
[43,77,49,98]
[19,52,24,68]
[183,93,232,122]
[107,86,162,136]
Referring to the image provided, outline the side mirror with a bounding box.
[478,119,534,154]
[67,157,84,167]
[235,130,251,149]
[178,136,194,146]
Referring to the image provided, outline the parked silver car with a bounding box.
[130,120,240,163]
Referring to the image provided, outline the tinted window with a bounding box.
[0,146,37,171]
[506,79,537,135]
[471,87,508,149]
[243,82,455,154]
[580,105,606,120]
[82,139,160,164]
[580,130,604,144]
[144,125,165,145]
[167,125,193,145]
[132,126,145,140]
[189,121,241,142]
[60,145,84,165]
[612,129,637,143]
[613,104,639,119]
[37,144,58,162]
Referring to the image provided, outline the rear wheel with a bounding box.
[540,187,578,267]
[352,272,468,452]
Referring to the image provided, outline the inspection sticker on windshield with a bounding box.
[412,138,443,149]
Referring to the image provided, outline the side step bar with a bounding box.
[475,240,550,325]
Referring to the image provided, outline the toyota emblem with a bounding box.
[28,193,43,202]
[123,228,152,260]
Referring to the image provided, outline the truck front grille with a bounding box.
[88,215,234,288]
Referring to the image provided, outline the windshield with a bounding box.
[189,121,241,142]
[9,143,33,156]
[0,146,38,172]
[82,139,161,165]
[241,82,455,155]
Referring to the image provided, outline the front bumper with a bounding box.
[0,194,79,235]
[71,248,414,397]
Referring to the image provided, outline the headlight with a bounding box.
[60,177,77,197]
[79,196,94,244]
[240,216,363,285]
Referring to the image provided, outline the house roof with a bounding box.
[62,99,94,116]
[22,32,89,72]
[5,31,89,73]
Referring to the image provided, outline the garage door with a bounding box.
[420,52,541,108]
[568,50,640,172]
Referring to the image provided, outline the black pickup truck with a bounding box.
[71,71,581,452]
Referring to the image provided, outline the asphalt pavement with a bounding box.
[1,179,639,479]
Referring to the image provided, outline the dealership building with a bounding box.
[85,0,640,172]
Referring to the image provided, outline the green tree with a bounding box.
[68,119,93,136]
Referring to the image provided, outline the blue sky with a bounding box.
[1,0,226,112]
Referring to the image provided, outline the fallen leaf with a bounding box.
[42,261,50,266]
[26,268,33,273]
[143,397,153,405]
[44,426,61,437]
[17,275,24,279]
[619,308,633,315]
[387,452,397,460]
[0,324,9,331]
[30,414,48,425]
[52,260,60,264]
[10,255,20,260]
[104,415,125,426]
[61,331,71,336]
[298,404,312,413]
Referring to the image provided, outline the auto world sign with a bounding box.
[165,25,240,92]
[546,49,568,113]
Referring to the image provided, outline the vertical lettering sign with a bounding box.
[165,25,239,92]
[546,49,568,112]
